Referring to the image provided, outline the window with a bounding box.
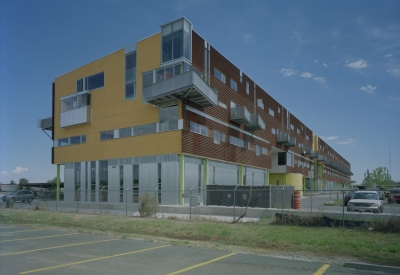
[262,147,268,155]
[257,99,264,109]
[162,18,191,63]
[306,135,309,141]
[214,130,220,144]
[77,72,104,92]
[247,142,252,150]
[240,71,243,83]
[256,145,260,156]
[119,166,124,203]
[90,161,96,202]
[290,124,294,130]
[119,127,132,138]
[278,107,281,113]
[278,152,286,165]
[133,164,139,203]
[159,105,178,131]
[230,136,244,147]
[55,135,86,147]
[99,160,108,202]
[61,93,91,113]
[100,130,114,140]
[297,129,301,134]
[269,108,274,117]
[190,121,208,137]
[74,163,81,201]
[246,81,249,94]
[221,133,226,142]
[133,123,157,135]
[59,138,69,146]
[125,52,136,100]
[271,128,276,135]
[230,78,237,91]
[214,68,225,83]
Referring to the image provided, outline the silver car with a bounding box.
[347,191,383,214]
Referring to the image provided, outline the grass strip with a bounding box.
[1,209,399,265]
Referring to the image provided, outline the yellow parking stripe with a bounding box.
[313,264,330,275]
[1,229,43,234]
[166,252,237,275]
[19,245,171,274]
[0,233,78,243]
[0,238,119,256]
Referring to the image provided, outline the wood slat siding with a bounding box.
[187,31,349,183]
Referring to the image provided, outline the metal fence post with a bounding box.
[126,187,130,216]
[282,186,284,225]
[20,188,23,209]
[234,185,238,221]
[154,186,158,218]
[342,190,345,228]
[56,188,59,211]
[310,189,313,213]
[77,188,81,213]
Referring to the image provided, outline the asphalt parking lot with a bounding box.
[0,224,395,275]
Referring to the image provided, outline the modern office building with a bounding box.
[38,18,352,205]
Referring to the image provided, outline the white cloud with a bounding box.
[12,167,28,174]
[280,69,296,77]
[345,59,368,69]
[385,53,392,57]
[337,138,356,145]
[323,63,328,67]
[315,60,319,63]
[360,84,377,94]
[300,72,313,78]
[313,76,326,83]
[321,136,339,141]
[388,68,400,77]
[0,171,8,176]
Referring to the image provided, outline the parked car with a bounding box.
[388,188,400,204]
[347,191,383,214]
[1,190,35,203]
[344,191,355,206]
[366,188,385,200]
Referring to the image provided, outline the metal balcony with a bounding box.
[318,155,326,162]
[37,117,53,131]
[277,131,296,147]
[246,114,265,131]
[325,159,353,176]
[310,151,319,158]
[143,70,218,108]
[302,145,312,155]
[230,105,251,125]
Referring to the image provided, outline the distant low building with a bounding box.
[0,184,18,191]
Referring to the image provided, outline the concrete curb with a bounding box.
[344,262,400,274]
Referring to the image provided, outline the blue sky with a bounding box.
[1,0,399,185]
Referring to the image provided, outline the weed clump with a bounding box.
[138,192,159,217]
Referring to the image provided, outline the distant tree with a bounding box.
[362,167,391,189]
[46,177,57,183]
[17,178,29,190]
[9,180,17,185]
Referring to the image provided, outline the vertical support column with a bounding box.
[204,158,209,186]
[284,173,287,186]
[56,164,60,201]
[239,165,244,186]
[264,169,269,186]
[179,154,185,205]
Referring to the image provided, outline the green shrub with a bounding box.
[138,192,159,217]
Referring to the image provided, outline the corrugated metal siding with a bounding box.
[161,162,180,205]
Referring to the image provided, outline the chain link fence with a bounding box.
[1,188,399,229]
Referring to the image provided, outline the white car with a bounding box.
[347,191,383,214]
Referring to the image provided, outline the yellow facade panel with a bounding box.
[54,130,182,164]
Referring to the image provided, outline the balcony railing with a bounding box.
[310,151,319,158]
[277,131,296,147]
[302,145,312,155]
[37,117,53,131]
[325,159,353,176]
[230,105,251,125]
[318,155,326,162]
[143,69,218,108]
[246,114,265,131]
[60,91,91,128]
